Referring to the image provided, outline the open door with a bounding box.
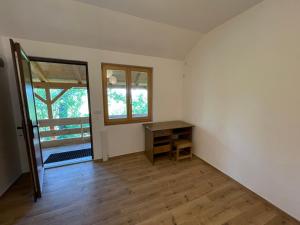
[10,39,44,200]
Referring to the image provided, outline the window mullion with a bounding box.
[126,68,132,121]
[148,68,153,121]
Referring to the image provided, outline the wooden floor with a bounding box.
[0,153,298,225]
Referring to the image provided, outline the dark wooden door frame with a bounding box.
[10,40,44,200]
[29,56,95,159]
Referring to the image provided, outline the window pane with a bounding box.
[107,69,127,119]
[131,71,148,118]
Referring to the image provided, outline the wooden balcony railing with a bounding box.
[38,117,91,149]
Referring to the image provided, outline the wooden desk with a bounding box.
[143,121,194,163]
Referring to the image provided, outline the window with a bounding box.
[102,63,152,125]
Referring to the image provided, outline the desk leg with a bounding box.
[145,129,154,164]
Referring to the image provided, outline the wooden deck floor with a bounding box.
[0,153,298,225]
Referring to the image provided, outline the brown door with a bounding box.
[10,39,44,200]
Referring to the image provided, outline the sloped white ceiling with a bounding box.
[0,0,263,59]
[0,0,201,59]
[77,0,264,33]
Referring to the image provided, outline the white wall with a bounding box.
[183,0,300,220]
[0,36,23,195]
[2,37,184,159]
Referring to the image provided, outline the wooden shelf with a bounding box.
[153,144,171,154]
[154,139,171,145]
[154,136,171,145]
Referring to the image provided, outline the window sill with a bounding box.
[104,118,152,126]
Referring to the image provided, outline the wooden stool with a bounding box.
[174,139,192,161]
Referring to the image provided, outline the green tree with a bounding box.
[132,94,147,116]
[107,88,148,117]
[34,88,48,120]
[34,87,89,140]
[107,89,127,116]
[52,88,88,119]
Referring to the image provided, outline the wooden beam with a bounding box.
[72,65,83,84]
[41,137,90,148]
[34,93,47,104]
[39,127,90,138]
[107,85,146,89]
[39,117,90,127]
[31,62,48,82]
[51,88,68,104]
[45,88,54,131]
[33,82,86,89]
[134,73,141,86]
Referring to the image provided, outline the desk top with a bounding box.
[143,120,194,131]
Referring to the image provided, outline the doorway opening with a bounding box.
[30,57,94,168]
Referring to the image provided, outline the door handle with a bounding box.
[17,126,23,130]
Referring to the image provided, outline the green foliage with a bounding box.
[34,88,48,120]
[108,89,125,102]
[132,93,148,116]
[35,99,48,120]
[50,89,63,100]
[34,88,89,120]
[107,88,148,117]
[52,88,88,139]
[34,88,89,140]
[35,88,46,99]
[52,88,88,119]
[107,89,127,116]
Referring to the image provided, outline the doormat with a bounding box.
[44,148,92,164]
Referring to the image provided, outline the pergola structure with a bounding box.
[31,61,90,149]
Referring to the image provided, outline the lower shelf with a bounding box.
[153,144,171,154]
